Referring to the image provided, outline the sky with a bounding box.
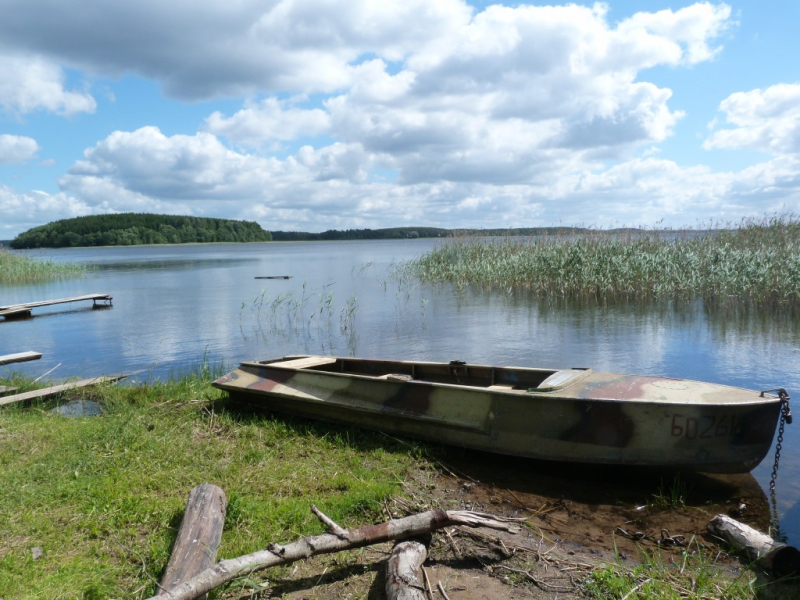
[1,0,799,239]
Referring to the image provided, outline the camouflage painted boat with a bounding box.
[212,355,791,473]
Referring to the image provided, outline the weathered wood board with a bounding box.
[157,484,227,599]
[0,294,112,319]
[0,375,127,407]
[0,351,42,366]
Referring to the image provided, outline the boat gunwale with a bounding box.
[238,359,586,393]
[232,360,781,409]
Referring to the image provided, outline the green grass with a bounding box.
[0,246,89,284]
[649,474,692,509]
[584,541,758,600]
[405,214,800,310]
[0,371,418,599]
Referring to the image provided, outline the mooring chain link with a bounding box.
[760,388,792,540]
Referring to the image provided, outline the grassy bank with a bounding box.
[407,215,800,309]
[1,372,788,599]
[0,372,418,598]
[0,246,89,284]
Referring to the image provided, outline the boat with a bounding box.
[212,355,791,473]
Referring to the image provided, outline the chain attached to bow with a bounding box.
[760,388,792,540]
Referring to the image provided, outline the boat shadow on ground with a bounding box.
[215,397,771,558]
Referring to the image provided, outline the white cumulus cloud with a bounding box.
[705,83,800,155]
[0,186,92,239]
[0,134,40,164]
[0,54,96,116]
[204,97,331,148]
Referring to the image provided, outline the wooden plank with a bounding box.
[0,386,19,395]
[0,294,113,318]
[268,356,337,369]
[0,294,112,312]
[157,484,227,599]
[0,375,127,407]
[0,351,42,366]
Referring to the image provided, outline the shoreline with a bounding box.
[1,373,797,598]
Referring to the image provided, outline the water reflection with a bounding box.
[51,399,104,417]
[97,257,257,272]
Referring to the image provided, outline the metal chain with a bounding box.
[764,389,792,541]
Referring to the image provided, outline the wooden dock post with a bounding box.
[157,484,227,599]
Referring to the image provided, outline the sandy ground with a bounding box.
[233,448,800,599]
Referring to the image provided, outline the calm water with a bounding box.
[2,240,799,540]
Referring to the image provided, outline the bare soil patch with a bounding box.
[245,449,779,599]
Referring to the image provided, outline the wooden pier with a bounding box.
[0,294,112,319]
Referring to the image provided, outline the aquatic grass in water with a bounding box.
[0,246,89,284]
[406,215,800,310]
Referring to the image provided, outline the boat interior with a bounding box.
[249,355,589,392]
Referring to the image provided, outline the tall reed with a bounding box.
[407,215,800,309]
[0,247,89,284]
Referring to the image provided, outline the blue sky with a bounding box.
[1,0,799,238]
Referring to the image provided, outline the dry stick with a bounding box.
[34,363,61,382]
[620,577,653,600]
[444,528,462,559]
[495,565,574,594]
[146,508,519,600]
[421,567,435,600]
[437,581,452,600]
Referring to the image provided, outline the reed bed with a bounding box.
[0,247,89,284]
[407,215,800,309]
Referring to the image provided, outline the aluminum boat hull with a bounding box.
[212,355,784,473]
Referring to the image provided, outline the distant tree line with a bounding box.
[9,214,607,250]
[269,227,448,241]
[10,214,272,248]
[269,227,592,241]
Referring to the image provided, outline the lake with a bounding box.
[2,240,799,541]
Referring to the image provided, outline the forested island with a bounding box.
[9,214,272,248]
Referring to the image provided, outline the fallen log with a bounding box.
[0,374,127,407]
[157,484,227,599]
[708,514,800,578]
[146,507,519,600]
[386,538,428,600]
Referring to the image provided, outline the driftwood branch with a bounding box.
[708,514,800,578]
[146,507,519,600]
[386,538,428,600]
